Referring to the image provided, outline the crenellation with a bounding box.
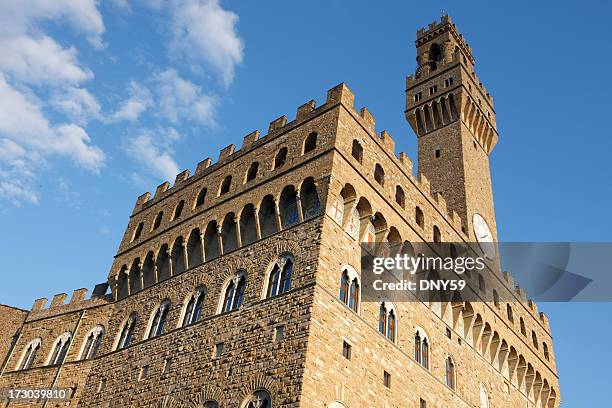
[379,130,395,152]
[70,288,88,304]
[268,115,288,133]
[49,293,68,308]
[359,107,376,131]
[296,100,317,120]
[154,181,170,199]
[326,82,354,108]
[503,271,515,289]
[516,287,527,302]
[242,130,260,150]
[31,298,47,312]
[195,157,213,175]
[398,152,414,174]
[218,144,236,161]
[133,192,151,214]
[174,169,190,186]
[2,16,560,408]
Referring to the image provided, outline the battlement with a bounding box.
[130,83,354,215]
[28,283,112,321]
[127,82,471,243]
[416,14,474,64]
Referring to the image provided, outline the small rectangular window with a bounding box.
[420,398,427,408]
[429,85,437,95]
[342,341,352,360]
[274,326,285,343]
[97,378,106,393]
[214,342,224,358]
[162,358,171,374]
[383,371,391,388]
[434,148,441,158]
[446,327,452,339]
[445,77,454,87]
[139,365,149,381]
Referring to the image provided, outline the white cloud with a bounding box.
[52,87,102,124]
[0,74,105,205]
[124,128,181,182]
[169,0,243,86]
[0,0,105,48]
[154,69,217,125]
[0,1,106,205]
[0,35,93,85]
[107,81,153,122]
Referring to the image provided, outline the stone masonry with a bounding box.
[0,15,559,408]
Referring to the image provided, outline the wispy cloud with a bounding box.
[0,1,106,206]
[169,0,244,86]
[107,81,153,123]
[154,69,217,125]
[123,127,181,182]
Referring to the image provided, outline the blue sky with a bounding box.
[0,0,610,406]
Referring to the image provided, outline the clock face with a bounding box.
[472,213,495,259]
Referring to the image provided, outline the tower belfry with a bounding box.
[405,14,499,241]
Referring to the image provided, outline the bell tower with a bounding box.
[405,14,499,242]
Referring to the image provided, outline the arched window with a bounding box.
[300,177,321,219]
[187,228,203,268]
[203,402,219,408]
[156,244,170,281]
[203,221,220,261]
[116,314,137,350]
[374,163,385,186]
[221,271,247,313]
[171,236,186,274]
[351,139,363,163]
[17,338,41,370]
[378,302,397,342]
[142,251,155,288]
[245,162,259,183]
[221,212,238,253]
[479,383,489,408]
[153,211,163,230]
[182,287,206,327]
[414,328,429,369]
[147,301,170,339]
[415,206,424,228]
[173,200,185,220]
[303,132,317,154]
[80,326,104,360]
[239,204,257,246]
[445,356,456,389]
[274,147,288,169]
[493,290,499,306]
[543,342,550,361]
[433,225,441,243]
[258,195,277,238]
[507,304,514,322]
[520,317,526,336]
[47,332,72,366]
[132,222,144,241]
[243,390,271,408]
[339,266,360,313]
[279,186,299,228]
[395,186,405,207]
[532,330,539,349]
[195,187,207,208]
[266,255,293,298]
[219,175,232,195]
